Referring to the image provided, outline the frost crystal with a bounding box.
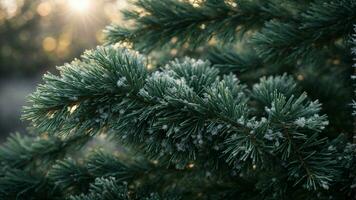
[321,181,329,190]
[69,96,78,101]
[264,130,273,141]
[260,117,267,123]
[210,129,218,135]
[116,77,127,87]
[176,143,185,151]
[274,140,280,147]
[328,145,336,151]
[294,117,306,127]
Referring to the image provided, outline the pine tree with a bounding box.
[1,0,356,199]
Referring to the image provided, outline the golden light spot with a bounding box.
[37,2,52,17]
[68,104,79,114]
[137,8,149,17]
[42,37,57,52]
[114,41,133,49]
[152,160,158,165]
[183,42,190,49]
[252,164,257,170]
[225,0,237,7]
[208,37,217,46]
[47,112,55,119]
[170,49,178,56]
[188,163,195,168]
[189,0,204,8]
[332,59,340,65]
[200,23,206,30]
[297,74,304,81]
[170,37,178,44]
[147,63,153,70]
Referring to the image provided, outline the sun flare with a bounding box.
[68,0,91,13]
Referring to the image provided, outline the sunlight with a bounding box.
[68,0,91,13]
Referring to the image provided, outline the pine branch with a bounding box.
[22,46,346,191]
[0,169,61,200]
[48,158,94,194]
[252,0,356,64]
[69,177,130,200]
[22,47,147,136]
[69,177,173,200]
[207,47,262,74]
[0,133,89,170]
[352,25,356,143]
[104,0,291,52]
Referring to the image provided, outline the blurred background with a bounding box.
[0,0,129,141]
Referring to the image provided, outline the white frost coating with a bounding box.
[138,88,149,97]
[260,117,267,123]
[116,77,127,87]
[69,96,78,101]
[294,117,306,128]
[328,145,336,151]
[320,181,329,190]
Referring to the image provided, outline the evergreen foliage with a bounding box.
[1,0,356,199]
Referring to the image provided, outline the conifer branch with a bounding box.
[252,0,356,63]
[21,46,345,191]
[104,0,291,52]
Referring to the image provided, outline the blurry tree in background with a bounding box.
[0,0,129,138]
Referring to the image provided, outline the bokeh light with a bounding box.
[37,2,52,17]
[42,36,57,52]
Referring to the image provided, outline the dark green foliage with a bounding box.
[5,46,353,199]
[207,47,262,74]
[0,169,60,200]
[253,0,356,63]
[1,0,356,199]
[69,177,130,200]
[104,0,290,52]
